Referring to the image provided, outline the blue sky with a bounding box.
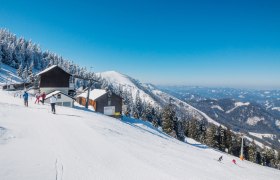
[1,0,280,89]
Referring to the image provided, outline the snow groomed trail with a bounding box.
[0,91,279,180]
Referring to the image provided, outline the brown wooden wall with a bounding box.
[95,93,122,114]
[77,97,96,110]
[40,67,70,88]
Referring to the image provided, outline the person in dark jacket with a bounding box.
[22,91,28,107]
[218,156,223,162]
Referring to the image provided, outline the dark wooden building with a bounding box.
[77,89,122,116]
[37,65,73,94]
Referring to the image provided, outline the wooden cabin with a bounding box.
[76,89,122,116]
[37,65,74,95]
[45,91,75,107]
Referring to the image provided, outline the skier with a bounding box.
[218,156,223,162]
[34,92,40,104]
[232,159,236,164]
[41,92,46,105]
[50,94,57,114]
[23,91,28,107]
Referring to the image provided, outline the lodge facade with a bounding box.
[37,65,74,95]
[77,89,122,116]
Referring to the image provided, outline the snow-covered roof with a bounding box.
[45,90,75,100]
[37,65,70,76]
[77,89,107,101]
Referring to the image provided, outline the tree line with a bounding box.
[159,103,280,169]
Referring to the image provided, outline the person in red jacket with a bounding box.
[34,93,40,104]
[41,92,46,105]
[232,159,236,164]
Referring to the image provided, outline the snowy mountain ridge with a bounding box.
[99,71,222,126]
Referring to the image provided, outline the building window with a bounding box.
[57,94,61,99]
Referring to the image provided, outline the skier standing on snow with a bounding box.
[34,92,40,104]
[218,156,223,162]
[232,159,236,164]
[41,92,46,105]
[50,94,57,114]
[23,91,29,107]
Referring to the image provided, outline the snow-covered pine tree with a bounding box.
[0,47,2,69]
[174,119,185,141]
[28,62,35,82]
[199,121,207,144]
[224,127,233,154]
[205,124,216,147]
[135,90,143,119]
[22,65,29,86]
[184,120,189,137]
[188,119,199,141]
[143,103,153,122]
[231,135,241,157]
[161,103,176,137]
[248,140,257,163]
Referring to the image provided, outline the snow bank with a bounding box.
[0,64,23,85]
[272,107,280,112]
[226,102,250,113]
[249,132,276,140]
[211,105,224,111]
[246,117,264,126]
[0,91,279,180]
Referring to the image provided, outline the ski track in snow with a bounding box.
[0,91,280,180]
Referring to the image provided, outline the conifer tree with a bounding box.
[199,122,207,144]
[174,118,185,141]
[135,90,143,119]
[161,103,176,137]
[17,63,23,77]
[224,127,233,154]
[188,119,199,141]
[205,124,216,147]
[248,140,257,163]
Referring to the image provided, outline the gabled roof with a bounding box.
[45,90,75,100]
[77,89,107,101]
[37,65,71,76]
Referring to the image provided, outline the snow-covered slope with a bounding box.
[99,71,222,125]
[99,71,158,106]
[0,28,278,178]
[0,90,279,180]
[0,64,23,86]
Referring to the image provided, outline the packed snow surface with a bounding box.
[272,107,280,112]
[0,91,279,180]
[77,89,107,100]
[99,71,157,105]
[0,64,23,85]
[211,105,224,111]
[226,102,250,113]
[246,116,264,126]
[249,132,276,140]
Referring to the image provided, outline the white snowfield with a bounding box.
[0,64,23,85]
[272,107,280,112]
[100,71,223,127]
[0,91,279,180]
[99,71,158,106]
[249,132,277,140]
[226,102,250,114]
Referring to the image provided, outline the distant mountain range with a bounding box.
[159,86,280,148]
[98,74,280,149]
